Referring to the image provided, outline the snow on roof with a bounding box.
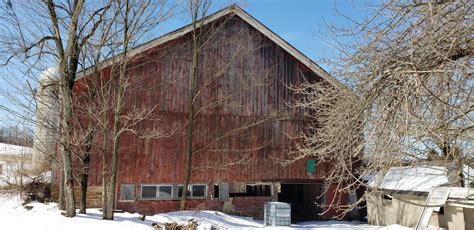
[368,166,450,193]
[0,143,33,156]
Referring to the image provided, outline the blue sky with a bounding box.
[240,0,370,63]
[153,0,374,68]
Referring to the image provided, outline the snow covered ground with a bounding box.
[0,193,411,230]
[0,143,34,187]
[0,143,32,155]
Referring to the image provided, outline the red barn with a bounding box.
[58,5,352,221]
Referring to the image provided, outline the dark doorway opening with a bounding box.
[278,183,323,221]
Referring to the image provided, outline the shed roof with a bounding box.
[368,165,474,193]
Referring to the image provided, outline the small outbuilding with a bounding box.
[366,165,474,229]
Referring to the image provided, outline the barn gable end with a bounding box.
[60,5,353,221]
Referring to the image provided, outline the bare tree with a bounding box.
[0,127,33,146]
[179,0,213,211]
[85,0,174,220]
[1,0,123,217]
[0,0,91,217]
[178,1,282,210]
[45,0,174,218]
[291,0,473,218]
[45,0,118,217]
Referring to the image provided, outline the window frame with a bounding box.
[139,184,174,200]
[119,184,136,202]
[382,194,393,206]
[140,184,158,199]
[190,184,207,197]
[157,184,173,199]
[177,184,208,198]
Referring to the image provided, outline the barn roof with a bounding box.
[78,5,349,92]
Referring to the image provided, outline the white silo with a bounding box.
[32,67,60,171]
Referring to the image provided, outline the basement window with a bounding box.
[158,185,173,198]
[382,195,392,206]
[140,184,173,199]
[178,184,207,197]
[141,185,157,199]
[192,185,206,197]
[120,184,135,201]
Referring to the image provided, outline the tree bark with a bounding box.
[45,0,84,218]
[104,0,130,219]
[180,9,199,210]
[60,94,76,217]
[101,121,109,219]
[79,127,94,214]
[58,167,65,210]
[104,58,127,220]
[61,38,82,218]
[79,168,89,214]
[59,56,78,217]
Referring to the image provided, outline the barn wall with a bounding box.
[321,184,350,219]
[79,15,327,185]
[65,14,337,217]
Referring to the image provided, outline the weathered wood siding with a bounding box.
[67,14,332,215]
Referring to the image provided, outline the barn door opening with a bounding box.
[278,183,323,221]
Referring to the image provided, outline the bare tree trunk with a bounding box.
[58,168,65,210]
[104,0,130,220]
[180,4,199,210]
[79,127,94,214]
[104,126,121,219]
[104,59,127,220]
[61,41,82,217]
[60,91,76,217]
[45,0,85,217]
[101,122,109,219]
[79,169,89,214]
[180,56,196,210]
